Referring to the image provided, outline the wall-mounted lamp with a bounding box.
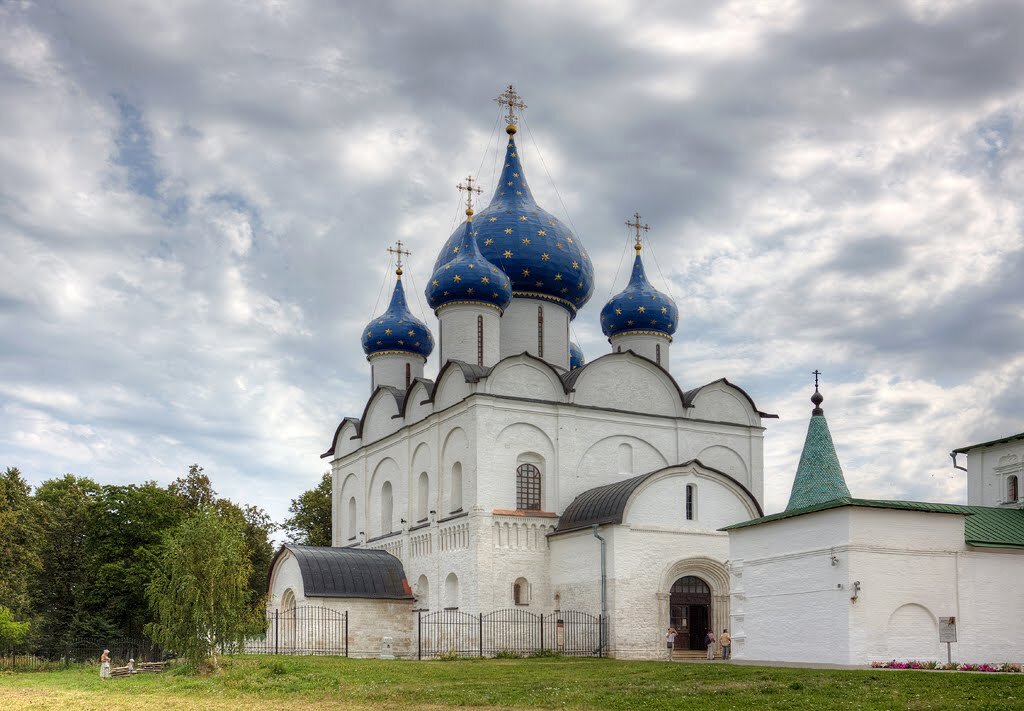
[850,580,861,602]
[830,553,839,567]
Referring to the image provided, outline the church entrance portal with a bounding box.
[669,576,711,651]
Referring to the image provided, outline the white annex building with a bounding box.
[267,87,1024,664]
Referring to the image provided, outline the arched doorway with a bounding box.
[669,576,711,651]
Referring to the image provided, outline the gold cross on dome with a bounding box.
[457,175,483,220]
[495,84,527,130]
[386,240,412,278]
[626,212,650,253]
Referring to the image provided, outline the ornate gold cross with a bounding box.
[626,212,650,253]
[386,240,412,277]
[495,84,527,130]
[457,175,483,219]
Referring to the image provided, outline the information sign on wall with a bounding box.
[939,617,957,643]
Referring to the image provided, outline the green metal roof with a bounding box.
[722,497,1024,549]
[786,414,851,511]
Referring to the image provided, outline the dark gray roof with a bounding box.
[554,460,764,535]
[272,545,413,599]
[952,432,1024,454]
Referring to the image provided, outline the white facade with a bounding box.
[370,353,425,392]
[960,436,1024,508]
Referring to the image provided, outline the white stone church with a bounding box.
[267,88,1024,664]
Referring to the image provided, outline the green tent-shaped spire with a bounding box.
[786,380,851,511]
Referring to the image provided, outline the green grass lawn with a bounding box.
[2,655,1024,710]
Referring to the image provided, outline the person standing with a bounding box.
[705,629,716,660]
[720,629,732,660]
[665,627,677,660]
[99,649,111,679]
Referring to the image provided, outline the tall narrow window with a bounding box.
[656,343,661,365]
[381,481,393,534]
[517,463,542,510]
[347,496,357,540]
[685,484,696,521]
[405,362,411,389]
[537,305,544,358]
[477,314,484,366]
[1009,475,1019,503]
[450,462,463,513]
[417,472,429,521]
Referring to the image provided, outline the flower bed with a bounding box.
[871,660,1022,673]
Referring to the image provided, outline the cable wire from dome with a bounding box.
[370,251,395,318]
[521,114,585,249]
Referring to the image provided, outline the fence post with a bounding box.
[478,613,483,658]
[598,614,604,658]
[539,613,543,652]
[417,610,422,660]
[274,609,279,655]
[344,611,349,658]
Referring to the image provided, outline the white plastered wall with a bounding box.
[437,303,502,367]
[609,333,671,371]
[370,353,425,391]
[964,439,1024,508]
[500,298,570,372]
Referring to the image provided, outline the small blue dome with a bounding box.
[362,277,434,359]
[426,219,512,312]
[600,251,678,340]
[569,341,586,370]
[432,131,594,316]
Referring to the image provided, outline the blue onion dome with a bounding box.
[425,207,513,313]
[432,128,595,316]
[600,245,679,340]
[569,341,586,370]
[362,270,434,360]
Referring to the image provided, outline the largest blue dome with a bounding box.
[432,131,594,316]
[600,250,679,340]
[362,276,434,359]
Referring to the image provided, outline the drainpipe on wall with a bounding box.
[592,524,607,652]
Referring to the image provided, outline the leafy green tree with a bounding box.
[283,472,332,546]
[146,508,260,666]
[168,464,217,512]
[0,605,30,647]
[0,467,41,617]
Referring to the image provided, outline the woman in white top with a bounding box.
[665,627,677,660]
[99,649,111,678]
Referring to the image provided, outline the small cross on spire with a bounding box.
[495,84,527,133]
[457,175,483,220]
[386,240,412,278]
[811,369,824,415]
[626,211,650,253]
[813,369,822,389]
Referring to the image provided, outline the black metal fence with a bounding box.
[246,605,349,656]
[1,637,161,672]
[417,609,605,659]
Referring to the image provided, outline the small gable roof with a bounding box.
[554,461,763,535]
[682,378,778,419]
[952,432,1024,454]
[271,545,413,599]
[721,498,1024,549]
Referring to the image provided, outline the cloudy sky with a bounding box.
[2,0,1022,525]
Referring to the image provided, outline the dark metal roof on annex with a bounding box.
[952,431,1024,454]
[554,461,764,535]
[721,498,1024,549]
[272,545,414,599]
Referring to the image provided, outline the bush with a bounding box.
[494,649,522,659]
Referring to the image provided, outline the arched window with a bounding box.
[450,462,463,513]
[347,496,357,540]
[477,314,484,366]
[417,472,429,521]
[618,443,633,475]
[280,588,296,651]
[517,463,542,510]
[444,572,460,609]
[513,577,531,606]
[416,575,430,610]
[685,484,696,521]
[1009,475,1019,503]
[537,305,544,358]
[656,343,661,365]
[381,481,393,535]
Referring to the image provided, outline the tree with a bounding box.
[145,508,260,666]
[283,472,332,546]
[168,464,217,512]
[0,606,30,648]
[0,467,41,617]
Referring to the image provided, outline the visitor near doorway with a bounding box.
[720,629,731,660]
[705,630,716,660]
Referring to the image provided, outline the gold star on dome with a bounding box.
[432,279,439,287]
[414,341,420,347]
[453,275,462,283]
[572,260,579,269]
[555,242,563,250]
[614,308,622,315]
[467,263,475,269]
[376,340,382,345]
[661,306,667,314]
[667,322,673,328]
[504,163,510,168]
[365,331,372,338]
[504,250,513,258]
[397,340,404,346]
[515,190,522,196]
[481,276,490,284]
[443,291,450,296]
[484,238,494,246]
[384,328,393,336]
[504,228,513,235]
[453,246,460,254]
[650,319,657,325]
[519,215,527,221]
[493,292,499,298]
[513,172,519,178]
[626,320,634,326]
[537,229,546,236]
[535,280,544,287]
[567,237,574,244]
[467,288,474,295]
[548,219,556,226]
[489,216,497,222]
[472,230,478,236]
[560,287,569,293]
[507,181,513,187]
[522,268,530,277]
[522,237,531,245]
[540,253,550,261]
[638,306,646,313]
[511,152,517,157]
[554,273,562,281]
